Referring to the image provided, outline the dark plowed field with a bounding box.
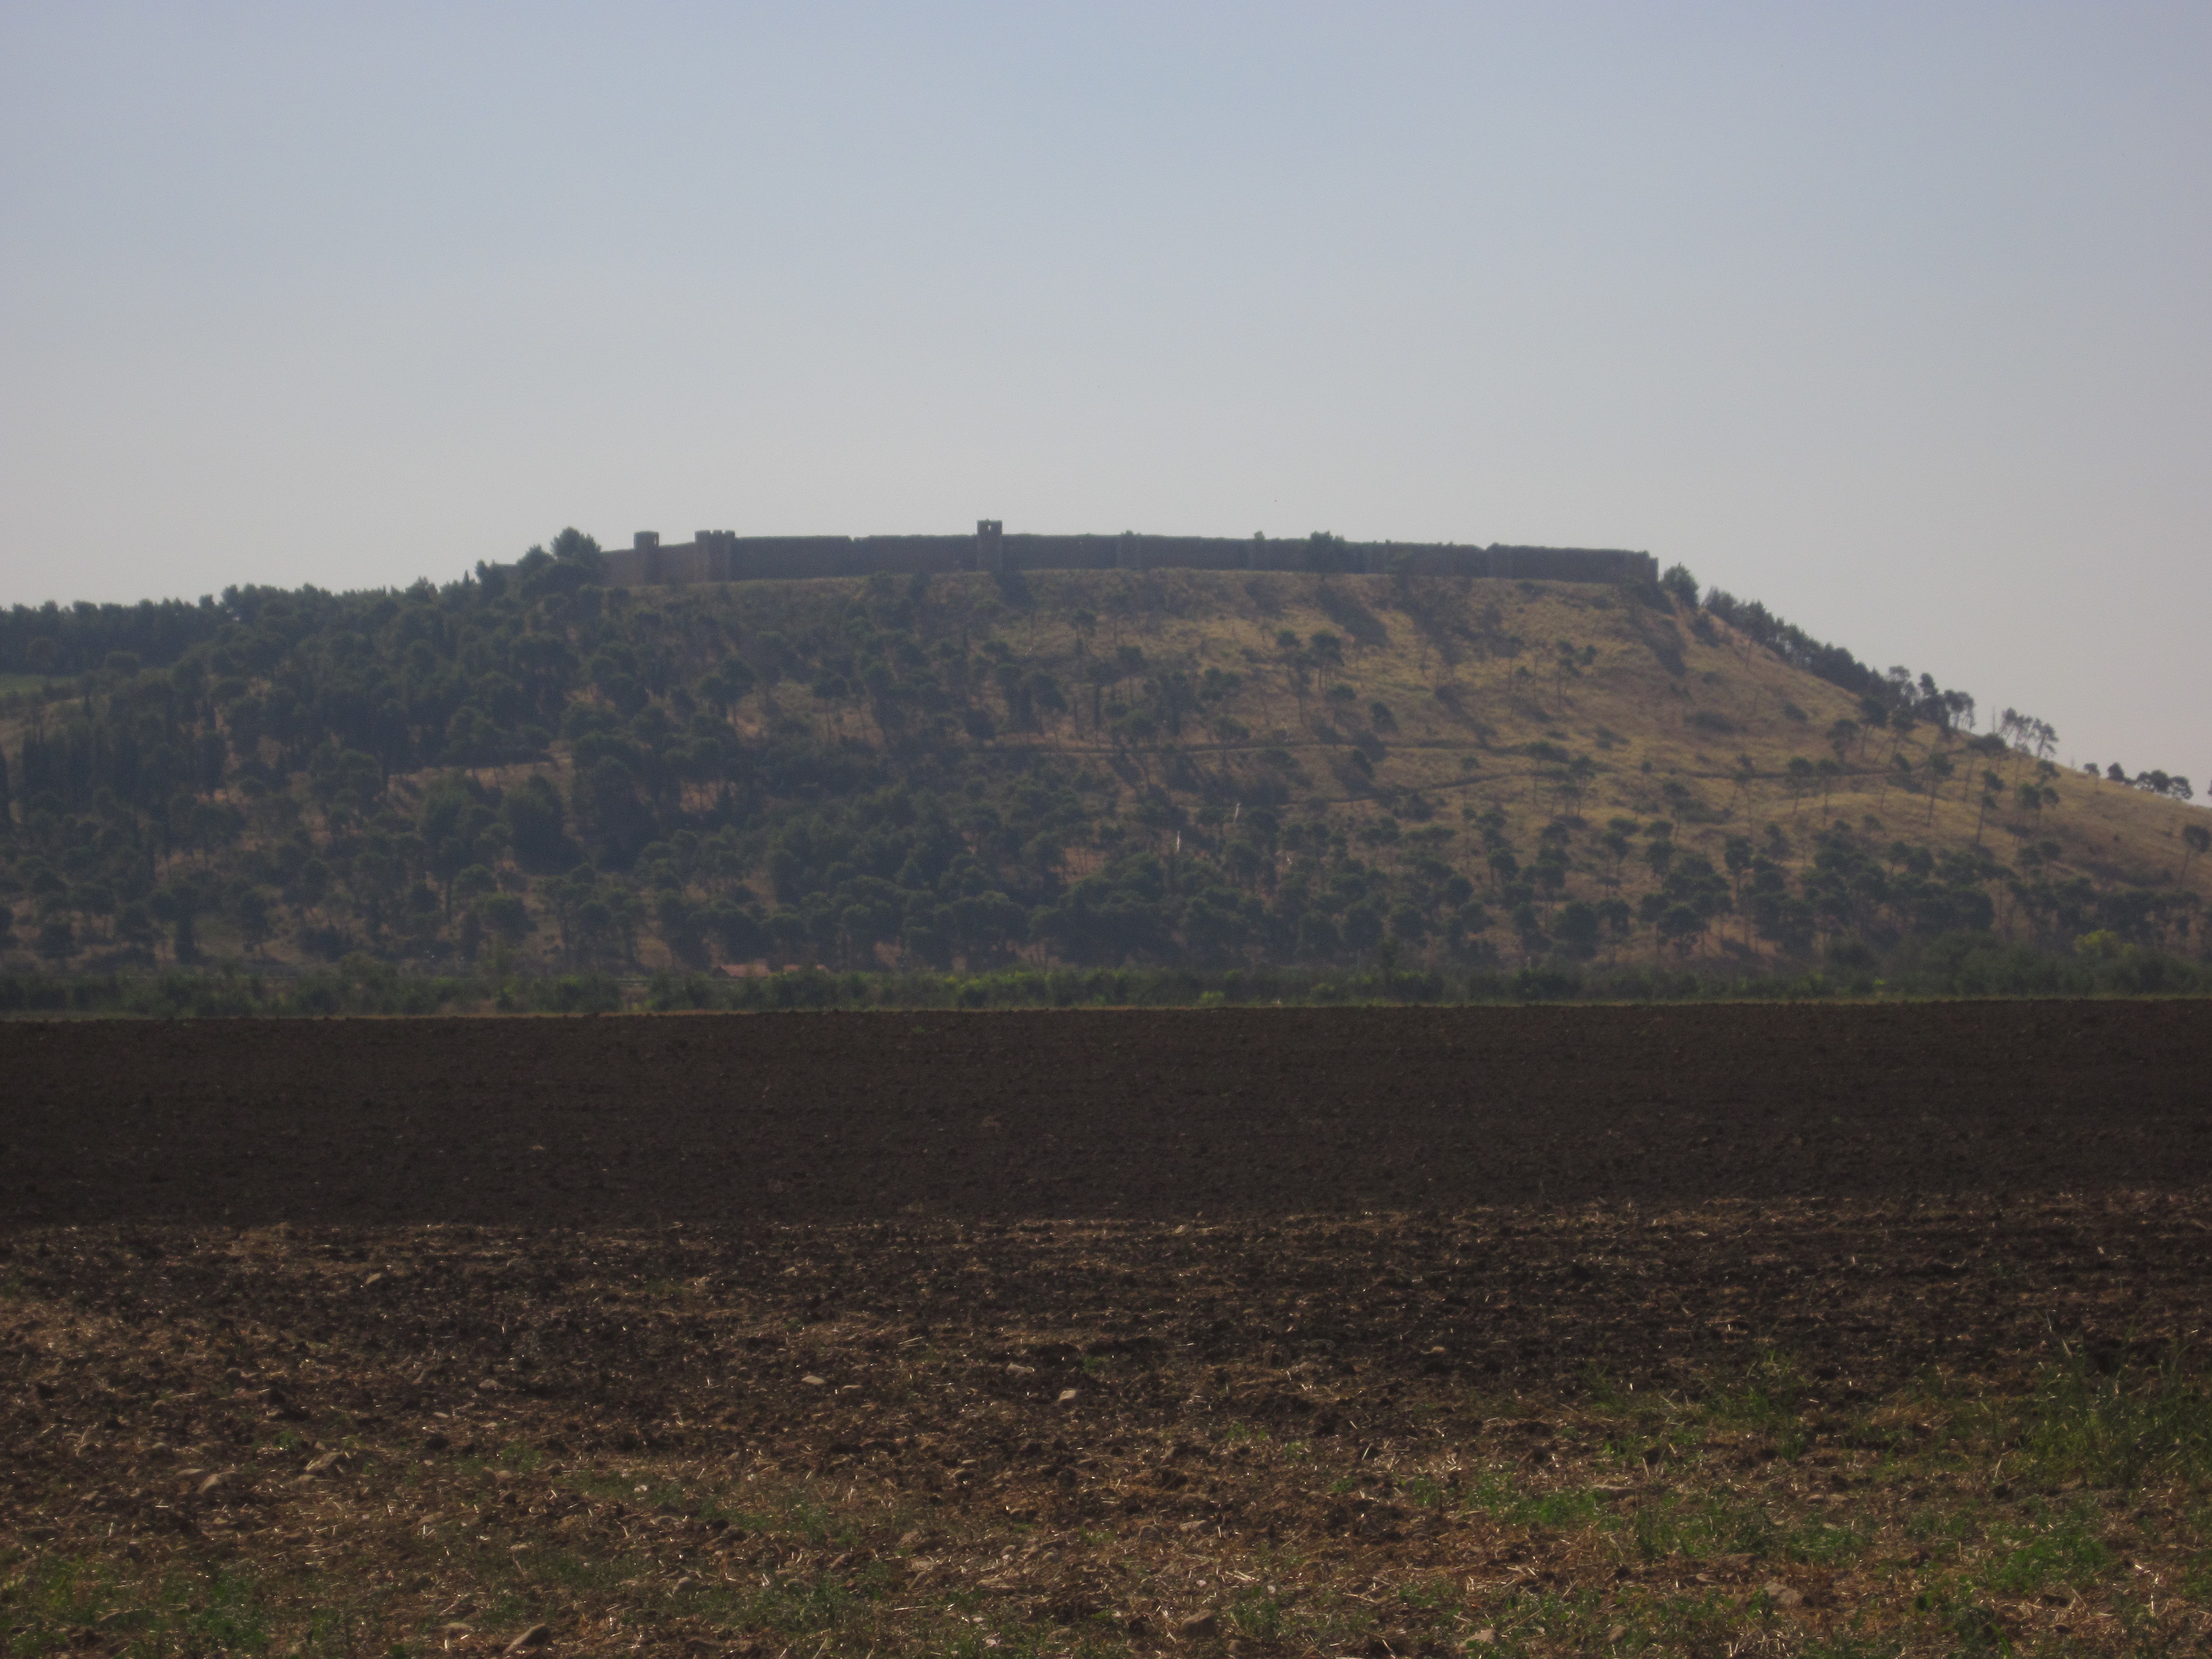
[4,1000,2206,1227]
[8,1000,2212,1656]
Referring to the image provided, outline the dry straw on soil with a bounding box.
[7,1193,2212,1657]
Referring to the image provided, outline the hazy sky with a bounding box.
[3,3,2207,779]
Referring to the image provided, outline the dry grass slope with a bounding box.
[628,568,2208,966]
[3,566,2201,980]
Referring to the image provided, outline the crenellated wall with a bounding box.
[597,524,1658,589]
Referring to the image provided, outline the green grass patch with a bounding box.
[1,1557,275,1659]
[1698,1347,1814,1456]
[1467,1471,1614,1530]
[2015,1345,2212,1490]
[1984,1503,2112,1595]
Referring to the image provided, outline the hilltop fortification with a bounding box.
[601,523,1657,589]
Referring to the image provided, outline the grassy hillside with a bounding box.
[1,544,2205,987]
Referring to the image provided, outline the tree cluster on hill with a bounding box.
[1,539,2203,984]
[1689,571,1981,728]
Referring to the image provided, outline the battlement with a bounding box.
[596,524,1658,589]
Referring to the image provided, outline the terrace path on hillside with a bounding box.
[4,1001,2204,1228]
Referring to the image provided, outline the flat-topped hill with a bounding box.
[0,544,2204,984]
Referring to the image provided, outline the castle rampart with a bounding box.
[595,524,1658,590]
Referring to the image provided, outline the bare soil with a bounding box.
[7,1000,2209,1227]
[5,1001,2212,1657]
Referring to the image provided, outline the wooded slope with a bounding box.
[1,544,2203,978]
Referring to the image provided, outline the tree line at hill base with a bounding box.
[2,932,2204,1020]
[0,533,2204,991]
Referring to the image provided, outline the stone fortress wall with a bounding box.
[599,523,1658,589]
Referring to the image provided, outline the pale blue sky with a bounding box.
[3,3,2207,778]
